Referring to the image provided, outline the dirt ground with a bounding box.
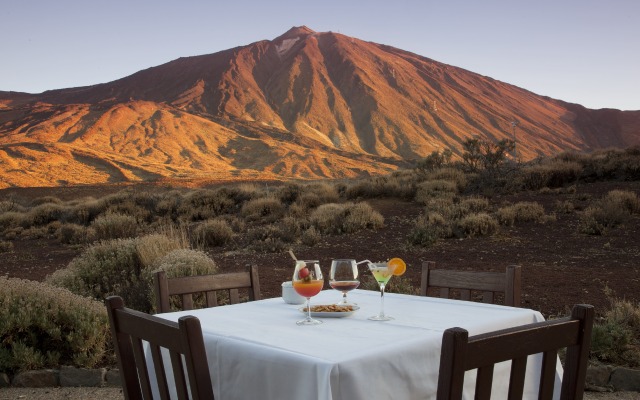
[0,387,636,399]
[2,180,638,318]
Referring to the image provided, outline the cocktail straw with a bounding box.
[288,249,298,261]
[356,259,372,265]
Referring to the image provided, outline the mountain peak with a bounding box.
[274,26,315,42]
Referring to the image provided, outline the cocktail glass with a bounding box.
[293,260,324,325]
[368,262,394,321]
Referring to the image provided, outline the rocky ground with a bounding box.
[0,387,636,399]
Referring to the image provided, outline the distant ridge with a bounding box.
[0,26,638,188]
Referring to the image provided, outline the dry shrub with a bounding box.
[245,225,289,253]
[309,202,384,234]
[0,240,13,253]
[136,233,186,269]
[427,168,467,191]
[408,212,453,246]
[591,293,640,367]
[57,223,95,244]
[91,212,138,240]
[344,173,418,200]
[496,202,546,226]
[460,196,490,213]
[578,190,639,235]
[456,213,499,237]
[518,161,582,190]
[301,226,321,246]
[241,197,286,223]
[580,147,640,181]
[415,180,458,204]
[0,211,25,232]
[0,200,24,213]
[29,196,63,206]
[604,190,640,214]
[554,200,575,214]
[24,203,66,227]
[193,219,234,247]
[305,182,340,203]
[0,276,110,373]
[178,189,235,221]
[277,183,303,205]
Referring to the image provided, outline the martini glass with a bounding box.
[368,262,394,321]
[293,260,324,325]
[329,259,359,305]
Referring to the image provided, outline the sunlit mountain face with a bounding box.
[1,26,638,188]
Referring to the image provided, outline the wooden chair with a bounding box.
[154,264,261,313]
[437,304,594,400]
[105,296,215,400]
[420,261,521,307]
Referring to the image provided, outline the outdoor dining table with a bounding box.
[152,289,561,400]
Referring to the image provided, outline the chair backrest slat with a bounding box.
[437,304,594,400]
[181,293,194,311]
[205,291,218,307]
[131,337,154,399]
[539,350,559,400]
[507,356,527,399]
[475,365,494,400]
[169,350,189,400]
[149,344,170,400]
[154,264,261,313]
[422,262,521,307]
[106,296,215,400]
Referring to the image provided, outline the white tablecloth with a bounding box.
[154,289,560,400]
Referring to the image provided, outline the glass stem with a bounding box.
[306,298,312,321]
[379,283,386,317]
[342,292,348,303]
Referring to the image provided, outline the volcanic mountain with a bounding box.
[1,26,639,188]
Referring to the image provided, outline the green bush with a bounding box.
[147,249,219,312]
[46,238,149,311]
[0,276,110,373]
[591,296,640,367]
[91,212,138,240]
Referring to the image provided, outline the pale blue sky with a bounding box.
[1,0,638,110]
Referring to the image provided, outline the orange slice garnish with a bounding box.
[388,258,406,276]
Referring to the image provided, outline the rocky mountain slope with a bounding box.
[1,26,638,188]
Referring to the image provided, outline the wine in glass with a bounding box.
[329,259,360,305]
[293,260,324,325]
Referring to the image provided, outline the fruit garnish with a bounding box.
[298,266,310,280]
[388,258,406,276]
